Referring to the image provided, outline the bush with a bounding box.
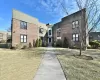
[39,39,42,47]
[0,40,6,43]
[21,45,28,49]
[63,37,69,48]
[42,41,47,47]
[16,44,23,49]
[52,41,56,47]
[35,39,39,47]
[56,39,62,47]
[29,42,32,48]
[10,46,16,50]
[7,39,12,43]
[89,40,100,49]
[87,45,92,49]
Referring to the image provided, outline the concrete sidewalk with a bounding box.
[33,49,66,80]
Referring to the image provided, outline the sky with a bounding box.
[0,0,100,31]
[0,0,79,31]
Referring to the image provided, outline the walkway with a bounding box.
[33,48,66,80]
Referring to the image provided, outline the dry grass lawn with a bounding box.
[57,49,100,80]
[0,48,45,80]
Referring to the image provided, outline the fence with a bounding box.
[0,43,11,48]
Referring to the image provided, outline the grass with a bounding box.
[56,49,100,80]
[0,48,45,80]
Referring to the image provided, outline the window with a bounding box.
[49,30,51,35]
[76,20,79,27]
[57,28,61,37]
[72,34,79,41]
[72,20,79,28]
[72,22,76,28]
[72,34,76,41]
[39,27,44,34]
[20,21,27,29]
[20,35,27,43]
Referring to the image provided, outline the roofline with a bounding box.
[12,9,38,21]
[62,8,86,21]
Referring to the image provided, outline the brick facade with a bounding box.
[12,18,39,47]
[52,9,88,48]
[11,9,88,48]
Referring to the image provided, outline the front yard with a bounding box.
[0,48,45,80]
[56,49,100,80]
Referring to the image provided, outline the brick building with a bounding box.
[52,8,89,48]
[11,9,88,48]
[11,9,47,47]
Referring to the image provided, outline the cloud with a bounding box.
[20,0,100,25]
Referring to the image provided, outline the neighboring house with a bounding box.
[0,31,11,42]
[11,9,47,47]
[52,8,88,48]
[11,8,88,48]
[89,32,100,41]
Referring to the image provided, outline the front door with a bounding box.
[48,38,52,46]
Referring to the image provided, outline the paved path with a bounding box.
[33,48,66,80]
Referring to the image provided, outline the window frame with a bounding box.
[20,20,27,30]
[49,30,51,35]
[20,34,27,43]
[75,20,79,28]
[72,33,79,42]
[57,28,61,37]
[39,27,44,34]
[72,20,79,28]
[72,21,76,29]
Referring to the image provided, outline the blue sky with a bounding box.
[0,0,100,31]
[0,0,79,31]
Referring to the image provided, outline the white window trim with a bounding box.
[72,34,79,42]
[20,35,27,43]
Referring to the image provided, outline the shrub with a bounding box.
[56,39,62,47]
[21,45,28,49]
[87,45,92,49]
[7,39,12,43]
[63,37,69,48]
[42,41,47,47]
[29,42,32,48]
[52,41,56,47]
[35,39,39,47]
[16,44,23,49]
[39,39,42,47]
[10,46,16,50]
[89,40,100,49]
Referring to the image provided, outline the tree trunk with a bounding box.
[79,42,82,56]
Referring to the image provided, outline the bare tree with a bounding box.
[41,0,100,55]
[59,0,100,55]
[6,27,11,32]
[74,0,100,55]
